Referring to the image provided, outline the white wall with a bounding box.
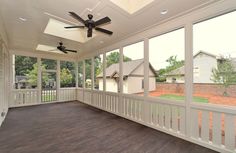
[193,54,217,83]
[106,78,118,93]
[99,62,156,94]
[0,15,9,126]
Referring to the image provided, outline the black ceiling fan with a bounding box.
[65,12,113,37]
[50,42,77,54]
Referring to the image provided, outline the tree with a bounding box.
[211,58,236,96]
[165,55,184,73]
[156,55,184,82]
[15,55,37,75]
[106,52,131,67]
[60,61,76,87]
[26,64,49,88]
[60,68,73,87]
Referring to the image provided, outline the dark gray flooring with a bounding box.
[0,102,218,153]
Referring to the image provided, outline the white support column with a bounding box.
[103,53,106,92]
[83,60,85,89]
[82,60,85,102]
[91,57,94,90]
[119,47,123,114]
[56,60,60,101]
[144,38,149,97]
[119,47,123,94]
[75,61,78,88]
[103,53,106,108]
[9,52,13,106]
[144,38,150,123]
[91,57,94,105]
[75,61,78,101]
[37,57,42,103]
[185,23,193,137]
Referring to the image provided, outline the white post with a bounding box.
[185,23,193,137]
[37,57,42,103]
[119,47,123,114]
[144,38,149,97]
[103,53,106,109]
[75,61,78,88]
[144,38,150,123]
[82,60,85,102]
[91,57,94,90]
[83,60,85,89]
[75,61,78,101]
[9,52,13,106]
[91,57,94,105]
[103,53,106,92]
[56,60,60,101]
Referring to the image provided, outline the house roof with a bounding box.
[165,51,216,76]
[15,76,28,83]
[165,51,236,76]
[193,50,217,58]
[164,66,185,76]
[97,59,156,78]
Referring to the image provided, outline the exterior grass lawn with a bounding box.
[159,94,208,103]
[42,95,57,102]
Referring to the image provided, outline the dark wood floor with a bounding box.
[0,102,218,153]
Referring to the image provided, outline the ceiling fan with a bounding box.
[50,42,77,54]
[65,12,113,37]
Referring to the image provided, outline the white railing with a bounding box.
[77,89,236,153]
[41,89,56,102]
[84,89,92,104]
[59,88,76,102]
[10,88,77,107]
[77,88,84,102]
[190,103,236,152]
[10,89,38,107]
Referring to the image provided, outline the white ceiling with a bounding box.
[0,0,218,56]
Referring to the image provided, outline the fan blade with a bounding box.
[65,26,85,29]
[69,12,85,24]
[48,49,58,51]
[87,29,92,37]
[95,27,113,35]
[65,49,77,53]
[60,50,68,54]
[95,17,111,26]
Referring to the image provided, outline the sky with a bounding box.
[113,11,236,71]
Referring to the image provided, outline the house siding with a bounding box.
[98,62,156,94]
[193,53,217,83]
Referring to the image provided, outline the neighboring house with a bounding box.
[97,59,156,94]
[165,51,218,83]
[15,76,29,89]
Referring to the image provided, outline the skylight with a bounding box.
[44,18,95,43]
[36,44,64,54]
[110,0,154,14]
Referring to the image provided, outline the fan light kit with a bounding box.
[19,17,27,21]
[65,12,113,37]
[160,9,168,15]
[49,42,77,54]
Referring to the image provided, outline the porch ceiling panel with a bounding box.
[0,0,219,57]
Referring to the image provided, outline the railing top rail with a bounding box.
[59,87,77,90]
[93,90,103,94]
[12,89,38,92]
[191,103,236,115]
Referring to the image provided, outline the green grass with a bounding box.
[159,94,208,103]
[42,95,57,102]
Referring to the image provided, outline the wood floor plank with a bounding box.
[0,102,218,153]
